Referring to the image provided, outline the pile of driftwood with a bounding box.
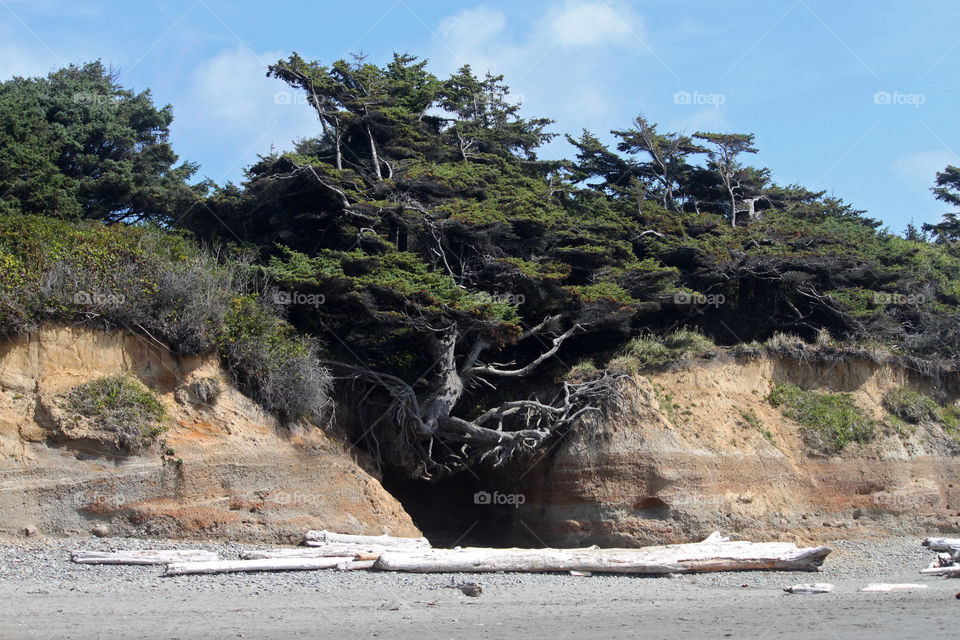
[72,530,832,577]
[920,537,960,577]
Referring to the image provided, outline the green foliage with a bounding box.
[881,388,960,438]
[65,374,166,450]
[767,382,875,453]
[617,328,716,370]
[0,215,332,421]
[882,388,942,424]
[218,295,332,420]
[0,62,203,222]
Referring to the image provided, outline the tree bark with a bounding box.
[303,530,430,548]
[367,125,383,181]
[164,557,360,576]
[374,540,831,574]
[71,550,220,565]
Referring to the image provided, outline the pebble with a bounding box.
[0,535,937,596]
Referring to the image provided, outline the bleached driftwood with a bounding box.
[71,550,219,565]
[861,583,927,592]
[303,530,430,548]
[922,537,960,552]
[919,565,960,577]
[241,544,396,560]
[374,540,831,574]
[784,583,834,594]
[164,556,361,576]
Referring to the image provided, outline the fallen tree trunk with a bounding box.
[71,550,220,565]
[922,537,960,552]
[241,544,397,560]
[374,541,831,574]
[164,556,360,576]
[303,530,430,548]
[919,565,960,577]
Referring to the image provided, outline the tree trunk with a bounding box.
[417,330,465,435]
[71,550,220,565]
[164,557,361,576]
[922,537,960,552]
[374,540,831,574]
[367,125,383,181]
[242,546,392,560]
[303,530,430,548]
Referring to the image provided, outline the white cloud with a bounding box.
[545,0,639,47]
[891,149,959,189]
[429,1,649,156]
[437,7,506,53]
[176,46,319,181]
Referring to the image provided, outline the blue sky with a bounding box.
[2,0,959,232]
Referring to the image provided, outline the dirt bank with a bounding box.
[0,326,419,542]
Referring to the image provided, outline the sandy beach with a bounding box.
[1,536,956,639]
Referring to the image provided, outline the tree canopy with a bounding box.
[0,61,203,223]
[4,55,960,479]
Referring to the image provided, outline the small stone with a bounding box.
[23,526,36,537]
[852,508,863,519]
[91,524,110,538]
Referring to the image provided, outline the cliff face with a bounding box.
[0,326,419,542]
[513,354,960,546]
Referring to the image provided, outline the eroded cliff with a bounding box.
[0,326,420,541]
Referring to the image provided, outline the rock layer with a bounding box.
[0,326,420,542]
[513,354,960,546]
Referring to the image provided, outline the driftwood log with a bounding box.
[374,540,831,574]
[71,550,220,565]
[302,530,430,549]
[922,537,960,552]
[241,544,403,560]
[163,556,370,576]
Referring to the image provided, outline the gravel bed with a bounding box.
[0,535,937,594]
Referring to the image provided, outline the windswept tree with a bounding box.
[924,166,960,243]
[693,132,760,227]
[185,56,641,478]
[0,61,203,222]
[612,115,704,212]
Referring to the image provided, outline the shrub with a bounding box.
[218,295,333,421]
[618,328,715,370]
[767,382,875,453]
[882,388,941,424]
[565,359,600,380]
[64,374,167,450]
[0,216,334,422]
